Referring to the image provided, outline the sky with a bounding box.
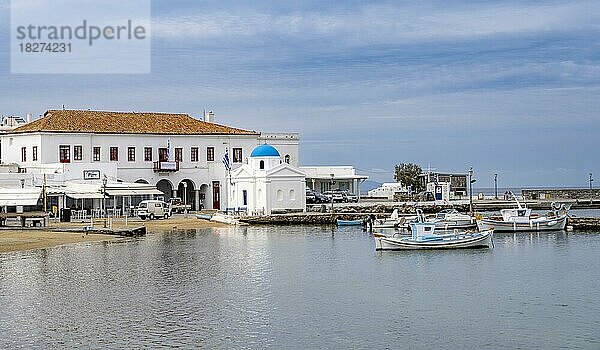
[0,0,598,189]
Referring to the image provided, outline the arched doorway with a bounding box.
[156,179,174,201]
[178,179,196,210]
[199,184,209,210]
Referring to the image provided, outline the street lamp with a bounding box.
[102,175,107,218]
[590,173,594,190]
[183,182,188,217]
[330,173,335,212]
[468,167,476,214]
[494,173,498,200]
[20,178,25,189]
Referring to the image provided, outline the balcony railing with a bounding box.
[153,161,179,172]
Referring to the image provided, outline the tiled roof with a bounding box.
[10,110,258,135]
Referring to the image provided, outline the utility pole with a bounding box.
[494,173,498,200]
[43,174,47,212]
[468,166,476,214]
[330,173,335,212]
[590,173,594,190]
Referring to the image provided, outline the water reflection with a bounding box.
[0,226,598,349]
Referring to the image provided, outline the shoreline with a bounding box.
[0,216,227,254]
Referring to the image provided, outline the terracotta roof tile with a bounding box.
[11,110,258,135]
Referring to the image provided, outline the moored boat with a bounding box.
[336,219,364,226]
[371,209,405,229]
[476,194,570,232]
[428,209,477,230]
[375,211,493,250]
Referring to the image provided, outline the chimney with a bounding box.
[204,110,215,123]
[26,113,32,123]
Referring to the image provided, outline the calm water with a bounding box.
[1,226,599,349]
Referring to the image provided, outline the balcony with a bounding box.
[153,161,179,172]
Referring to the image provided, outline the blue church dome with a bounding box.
[250,144,280,157]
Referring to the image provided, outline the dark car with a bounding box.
[306,190,317,204]
[314,191,329,203]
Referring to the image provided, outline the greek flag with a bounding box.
[166,139,171,160]
[222,149,231,171]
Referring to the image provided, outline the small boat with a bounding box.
[336,219,363,226]
[374,210,493,250]
[372,209,405,229]
[196,213,214,221]
[210,212,241,225]
[477,194,569,232]
[428,209,477,230]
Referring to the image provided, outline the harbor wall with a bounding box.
[522,188,600,200]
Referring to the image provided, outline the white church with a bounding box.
[227,144,306,215]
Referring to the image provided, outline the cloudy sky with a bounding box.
[1,0,598,188]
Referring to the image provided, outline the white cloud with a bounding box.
[152,2,600,44]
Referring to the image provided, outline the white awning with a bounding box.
[0,187,42,206]
[65,191,104,199]
[105,188,164,196]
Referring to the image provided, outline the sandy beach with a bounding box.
[0,230,120,254]
[0,216,225,254]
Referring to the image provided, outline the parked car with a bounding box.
[169,197,192,213]
[306,190,317,204]
[138,200,171,220]
[340,191,358,203]
[314,191,329,203]
[324,191,345,203]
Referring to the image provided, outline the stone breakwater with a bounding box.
[308,203,470,215]
[568,217,600,231]
[241,214,600,230]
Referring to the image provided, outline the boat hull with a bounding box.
[336,219,363,226]
[477,215,567,232]
[375,230,493,250]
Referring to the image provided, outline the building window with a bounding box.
[284,154,290,164]
[289,189,296,201]
[158,148,168,162]
[233,148,242,163]
[128,147,136,162]
[259,160,265,170]
[59,145,70,163]
[144,147,152,161]
[21,147,26,162]
[32,146,37,161]
[207,147,215,162]
[242,190,248,206]
[191,147,199,162]
[93,147,101,161]
[110,147,118,161]
[276,189,283,201]
[74,145,83,161]
[175,148,183,162]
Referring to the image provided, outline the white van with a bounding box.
[137,200,171,220]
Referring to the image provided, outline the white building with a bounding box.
[367,182,408,200]
[228,144,306,215]
[300,166,368,198]
[0,109,299,211]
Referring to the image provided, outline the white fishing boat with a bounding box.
[371,209,405,229]
[428,209,476,230]
[375,223,493,250]
[374,210,493,250]
[477,194,569,232]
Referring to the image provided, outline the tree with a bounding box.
[394,163,424,193]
